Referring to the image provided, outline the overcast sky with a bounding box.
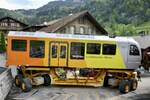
[0,0,56,10]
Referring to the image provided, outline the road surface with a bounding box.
[5,74,150,100]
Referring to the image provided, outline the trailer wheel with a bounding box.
[42,74,51,86]
[15,74,23,87]
[21,78,32,92]
[119,80,130,93]
[129,78,138,91]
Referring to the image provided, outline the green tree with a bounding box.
[0,31,6,53]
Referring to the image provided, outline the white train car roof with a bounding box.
[8,31,137,44]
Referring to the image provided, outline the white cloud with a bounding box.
[0,0,56,10]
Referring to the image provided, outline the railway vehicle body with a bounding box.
[7,31,141,93]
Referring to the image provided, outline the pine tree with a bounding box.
[0,31,6,53]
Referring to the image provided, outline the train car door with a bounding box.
[59,43,68,67]
[50,42,68,67]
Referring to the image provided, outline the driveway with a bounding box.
[5,75,150,100]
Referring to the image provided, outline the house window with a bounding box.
[1,23,8,27]
[30,40,45,58]
[17,23,20,27]
[88,27,93,34]
[80,27,85,34]
[5,23,7,26]
[102,44,116,55]
[12,40,27,51]
[87,43,101,54]
[70,26,75,34]
[129,45,140,56]
[70,42,85,59]
[11,23,15,27]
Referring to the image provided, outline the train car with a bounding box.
[7,31,141,93]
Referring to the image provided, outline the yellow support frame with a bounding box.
[19,66,137,87]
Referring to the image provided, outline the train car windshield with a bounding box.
[129,45,140,56]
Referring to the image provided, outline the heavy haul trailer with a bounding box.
[7,31,141,93]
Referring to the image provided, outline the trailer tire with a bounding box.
[119,80,130,93]
[15,74,23,87]
[129,78,138,91]
[21,78,32,92]
[42,74,51,86]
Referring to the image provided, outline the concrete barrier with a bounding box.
[0,67,13,100]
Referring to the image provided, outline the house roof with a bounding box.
[22,25,47,31]
[0,16,28,26]
[39,11,108,35]
[133,35,150,49]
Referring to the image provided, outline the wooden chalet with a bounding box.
[24,11,108,35]
[0,16,28,33]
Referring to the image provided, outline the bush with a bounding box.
[0,32,6,53]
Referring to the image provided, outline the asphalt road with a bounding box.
[5,74,150,100]
[6,84,120,100]
[113,75,150,100]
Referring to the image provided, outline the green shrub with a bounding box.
[0,32,6,53]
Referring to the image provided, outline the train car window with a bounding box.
[30,40,45,58]
[12,40,27,51]
[102,44,116,55]
[52,45,57,58]
[70,42,85,59]
[87,43,101,54]
[130,45,140,56]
